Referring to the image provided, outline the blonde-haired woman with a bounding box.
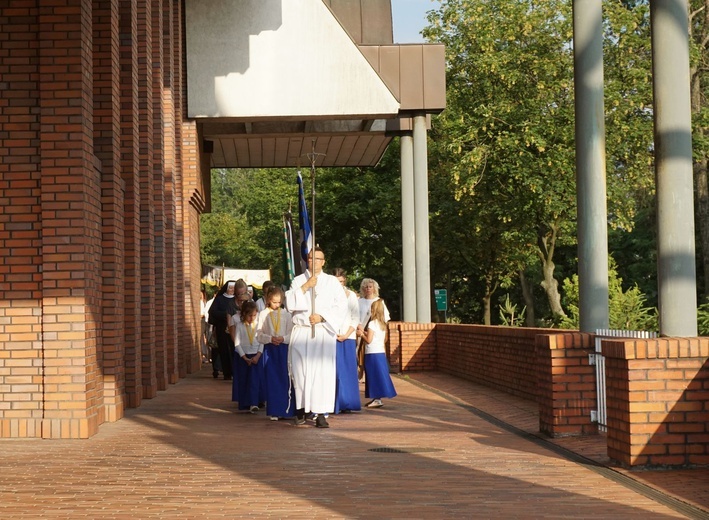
[357,277,390,327]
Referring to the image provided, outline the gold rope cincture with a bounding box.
[269,309,281,335]
[245,321,256,346]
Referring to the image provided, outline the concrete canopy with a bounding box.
[185,0,402,168]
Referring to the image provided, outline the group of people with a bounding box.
[202,248,396,428]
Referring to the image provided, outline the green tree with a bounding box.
[314,146,404,318]
[690,0,709,298]
[201,152,406,317]
[424,0,659,325]
[201,168,298,286]
[425,0,577,322]
[560,257,657,331]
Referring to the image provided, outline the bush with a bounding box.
[559,258,657,332]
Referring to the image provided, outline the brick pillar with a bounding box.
[39,0,103,439]
[536,332,597,437]
[393,322,437,372]
[163,0,179,384]
[0,3,44,438]
[151,0,168,391]
[93,0,126,423]
[119,0,143,408]
[387,321,401,372]
[604,337,709,467]
[180,3,206,376]
[174,1,189,377]
[184,130,208,374]
[137,0,157,399]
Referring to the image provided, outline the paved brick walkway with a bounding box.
[0,367,707,519]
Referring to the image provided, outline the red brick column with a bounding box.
[93,0,126,423]
[39,0,103,439]
[173,1,191,377]
[387,321,401,372]
[180,121,209,374]
[137,0,157,399]
[0,2,44,438]
[120,0,143,408]
[163,0,180,384]
[536,333,597,437]
[180,43,206,379]
[151,0,168,391]
[604,337,709,467]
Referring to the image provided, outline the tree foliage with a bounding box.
[560,257,657,331]
[423,0,659,324]
[200,155,406,317]
[201,168,298,285]
[199,0,707,332]
[425,0,578,322]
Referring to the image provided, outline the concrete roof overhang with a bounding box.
[185,0,445,169]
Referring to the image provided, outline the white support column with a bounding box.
[573,0,610,333]
[651,0,697,336]
[413,114,431,323]
[400,132,417,322]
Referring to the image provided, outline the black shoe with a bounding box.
[212,372,218,379]
[315,415,330,428]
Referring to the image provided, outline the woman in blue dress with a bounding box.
[332,268,361,414]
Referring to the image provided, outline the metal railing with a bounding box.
[590,328,658,432]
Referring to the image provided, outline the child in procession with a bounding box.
[358,298,397,408]
[230,301,264,413]
[257,286,294,420]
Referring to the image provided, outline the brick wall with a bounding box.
[393,324,709,467]
[394,322,542,400]
[438,324,542,400]
[536,332,597,437]
[604,337,709,467]
[390,322,437,372]
[0,0,206,439]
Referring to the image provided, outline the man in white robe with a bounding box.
[286,247,347,428]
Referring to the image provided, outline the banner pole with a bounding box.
[307,142,324,338]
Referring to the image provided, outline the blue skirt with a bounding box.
[264,343,294,417]
[334,338,361,413]
[232,353,264,410]
[364,353,397,400]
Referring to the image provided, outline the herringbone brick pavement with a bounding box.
[0,367,706,519]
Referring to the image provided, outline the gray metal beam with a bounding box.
[413,115,432,323]
[401,133,417,322]
[573,0,609,332]
[651,0,698,336]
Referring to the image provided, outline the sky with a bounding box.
[391,0,441,43]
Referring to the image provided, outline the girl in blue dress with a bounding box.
[359,298,397,408]
[332,268,362,413]
[230,301,264,413]
[257,286,294,420]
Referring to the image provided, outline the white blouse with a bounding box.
[365,319,387,355]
